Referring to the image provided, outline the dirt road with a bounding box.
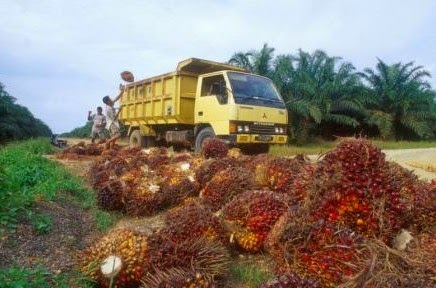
[383,148,436,181]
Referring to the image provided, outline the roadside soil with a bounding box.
[0,199,101,274]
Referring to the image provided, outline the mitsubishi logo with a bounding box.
[262,113,267,119]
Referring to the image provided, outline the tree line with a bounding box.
[229,44,436,142]
[0,82,52,143]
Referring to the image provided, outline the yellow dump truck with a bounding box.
[119,58,288,153]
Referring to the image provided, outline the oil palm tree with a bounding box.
[359,59,436,139]
[272,49,367,141]
[228,43,275,77]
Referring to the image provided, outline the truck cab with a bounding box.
[195,70,287,152]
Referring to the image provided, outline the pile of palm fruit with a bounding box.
[57,141,118,160]
[68,138,435,287]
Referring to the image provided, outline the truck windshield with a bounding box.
[228,72,285,109]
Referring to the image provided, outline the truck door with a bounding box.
[195,74,232,135]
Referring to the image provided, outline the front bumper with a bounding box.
[227,134,287,144]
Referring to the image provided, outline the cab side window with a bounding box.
[201,75,228,104]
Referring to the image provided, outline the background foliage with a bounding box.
[0,83,52,143]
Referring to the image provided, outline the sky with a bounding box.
[1,0,435,133]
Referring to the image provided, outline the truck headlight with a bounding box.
[237,125,244,133]
[275,127,285,134]
[244,125,250,132]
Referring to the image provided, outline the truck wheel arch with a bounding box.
[194,126,215,153]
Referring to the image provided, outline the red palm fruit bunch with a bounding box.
[58,143,104,159]
[162,198,226,245]
[268,218,367,287]
[97,179,126,211]
[264,155,316,205]
[123,176,166,216]
[169,152,194,164]
[222,190,288,253]
[194,157,241,188]
[161,175,200,207]
[200,166,258,212]
[77,229,148,288]
[381,162,432,232]
[264,156,309,192]
[293,224,367,286]
[143,237,231,288]
[311,138,417,239]
[126,151,149,170]
[201,138,229,159]
[239,153,275,186]
[105,156,130,177]
[88,156,111,189]
[410,179,436,232]
[146,147,170,170]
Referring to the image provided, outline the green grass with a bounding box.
[0,264,69,288]
[0,138,120,286]
[270,138,436,156]
[0,138,118,236]
[229,262,273,287]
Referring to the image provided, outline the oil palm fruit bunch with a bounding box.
[194,157,241,188]
[269,220,366,287]
[293,224,366,286]
[77,229,148,288]
[124,176,166,216]
[259,273,321,288]
[105,156,130,177]
[145,147,170,170]
[311,138,416,239]
[127,151,149,169]
[97,179,126,211]
[143,237,230,287]
[263,156,310,196]
[201,138,228,159]
[163,198,226,245]
[200,166,258,212]
[384,162,436,233]
[162,175,200,207]
[411,180,436,232]
[222,190,288,253]
[170,152,194,164]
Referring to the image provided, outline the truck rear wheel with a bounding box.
[195,127,215,153]
[130,130,155,148]
[129,130,143,148]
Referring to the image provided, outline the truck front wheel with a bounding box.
[195,127,215,153]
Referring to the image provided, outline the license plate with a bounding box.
[256,135,273,141]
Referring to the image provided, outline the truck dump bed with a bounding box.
[119,58,247,126]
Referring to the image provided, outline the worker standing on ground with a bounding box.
[88,106,106,144]
[102,86,124,149]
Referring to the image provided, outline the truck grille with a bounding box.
[249,124,276,134]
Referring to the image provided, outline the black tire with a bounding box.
[195,127,215,153]
[130,130,155,148]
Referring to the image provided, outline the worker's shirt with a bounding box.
[105,105,120,129]
[90,114,106,133]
